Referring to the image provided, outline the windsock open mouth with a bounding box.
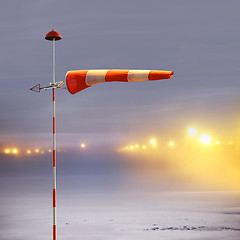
[66,69,173,94]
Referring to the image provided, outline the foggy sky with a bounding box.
[0,0,240,149]
[0,0,240,195]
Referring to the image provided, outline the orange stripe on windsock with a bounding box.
[53,189,56,207]
[105,70,129,82]
[66,70,89,94]
[53,225,56,240]
[148,70,173,81]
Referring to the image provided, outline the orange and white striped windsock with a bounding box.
[66,69,173,94]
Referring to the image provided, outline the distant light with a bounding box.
[152,143,157,147]
[48,149,52,153]
[150,138,156,144]
[142,145,147,149]
[35,149,39,153]
[4,149,10,154]
[169,141,175,147]
[199,134,211,145]
[12,149,18,154]
[27,150,31,154]
[135,144,139,148]
[188,127,197,136]
[216,141,220,145]
[130,145,134,150]
[125,146,129,150]
[80,143,86,148]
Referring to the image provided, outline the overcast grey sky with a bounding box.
[0,0,240,149]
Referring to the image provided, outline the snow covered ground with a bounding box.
[0,186,240,240]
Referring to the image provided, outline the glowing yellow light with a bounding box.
[152,143,157,147]
[81,143,86,148]
[27,150,31,154]
[135,144,139,148]
[48,149,52,153]
[150,138,156,144]
[4,149,10,154]
[130,145,134,150]
[216,141,220,145]
[12,149,18,154]
[35,149,39,153]
[142,145,147,149]
[188,127,197,136]
[125,146,129,150]
[199,134,211,145]
[169,141,175,147]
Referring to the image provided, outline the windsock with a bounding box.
[66,69,173,94]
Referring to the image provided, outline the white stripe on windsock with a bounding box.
[127,70,150,82]
[86,69,109,86]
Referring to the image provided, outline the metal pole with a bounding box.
[52,38,57,240]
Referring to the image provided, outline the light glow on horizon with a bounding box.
[2,125,240,190]
[150,138,156,144]
[4,149,10,154]
[12,149,18,154]
[117,124,231,153]
[3,147,57,155]
[80,143,86,149]
[199,134,211,145]
[188,127,197,136]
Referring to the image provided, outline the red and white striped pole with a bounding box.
[52,38,57,240]
[45,29,62,240]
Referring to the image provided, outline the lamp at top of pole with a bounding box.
[45,29,62,41]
